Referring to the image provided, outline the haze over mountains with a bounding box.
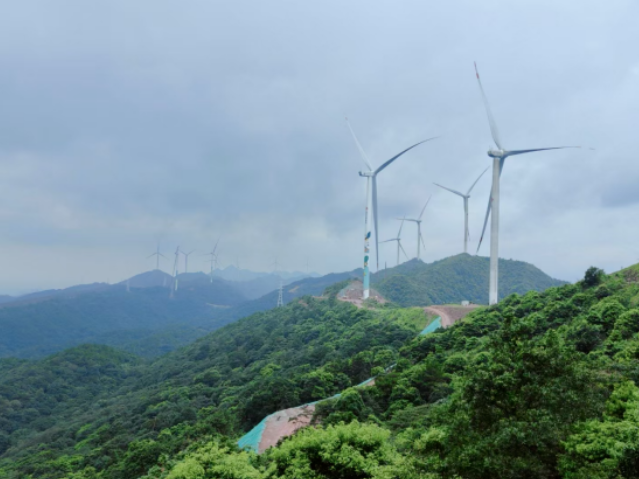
[0,254,564,359]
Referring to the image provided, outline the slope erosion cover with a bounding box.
[373,253,566,306]
[0,297,428,478]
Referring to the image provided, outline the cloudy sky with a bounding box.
[0,0,637,293]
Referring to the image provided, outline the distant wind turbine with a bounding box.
[182,250,195,274]
[202,239,220,282]
[347,118,437,300]
[399,196,431,261]
[474,62,580,305]
[147,243,166,270]
[434,167,488,254]
[381,219,408,266]
[171,246,180,292]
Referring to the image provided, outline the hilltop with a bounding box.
[372,253,566,306]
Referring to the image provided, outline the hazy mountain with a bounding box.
[0,277,247,359]
[120,269,173,288]
[371,253,567,306]
[211,264,319,282]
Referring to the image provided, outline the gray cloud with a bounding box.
[0,0,637,293]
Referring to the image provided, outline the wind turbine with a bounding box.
[202,239,220,282]
[182,250,195,274]
[474,62,580,305]
[147,243,166,270]
[434,167,488,254]
[171,246,180,292]
[381,219,408,266]
[347,118,437,300]
[399,196,431,261]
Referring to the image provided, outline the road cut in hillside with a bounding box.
[237,305,480,454]
[425,304,480,328]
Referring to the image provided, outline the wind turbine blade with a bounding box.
[398,218,419,223]
[399,242,409,260]
[397,218,405,238]
[418,195,432,220]
[380,239,396,243]
[433,183,465,197]
[420,232,427,250]
[507,146,581,156]
[476,195,492,254]
[346,118,373,171]
[466,167,490,195]
[372,176,379,270]
[474,62,503,150]
[146,253,156,259]
[374,137,438,175]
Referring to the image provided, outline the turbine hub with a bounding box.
[487,149,505,158]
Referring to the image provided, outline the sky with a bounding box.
[0,0,637,294]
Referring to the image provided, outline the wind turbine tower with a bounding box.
[147,243,166,271]
[347,119,437,300]
[433,167,488,254]
[171,246,180,294]
[202,239,220,283]
[182,250,195,274]
[474,63,579,305]
[400,196,431,261]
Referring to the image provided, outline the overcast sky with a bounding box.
[0,0,637,293]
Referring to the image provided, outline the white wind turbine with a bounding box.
[202,239,220,283]
[347,118,437,300]
[381,219,408,267]
[399,196,431,261]
[434,167,488,254]
[171,246,180,293]
[182,249,195,274]
[474,62,580,305]
[147,242,166,271]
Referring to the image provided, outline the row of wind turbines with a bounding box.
[351,63,584,305]
[147,240,220,291]
[379,167,488,268]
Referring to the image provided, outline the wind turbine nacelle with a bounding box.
[487,149,505,158]
[359,171,374,178]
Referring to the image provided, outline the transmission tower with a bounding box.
[277,280,284,307]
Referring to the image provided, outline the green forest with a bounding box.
[3,264,639,478]
[372,253,566,306]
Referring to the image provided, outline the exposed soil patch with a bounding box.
[425,304,481,328]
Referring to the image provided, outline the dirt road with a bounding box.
[424,305,480,328]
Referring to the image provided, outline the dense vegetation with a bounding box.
[5,263,639,477]
[373,253,566,306]
[0,293,429,478]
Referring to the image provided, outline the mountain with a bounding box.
[3,264,639,477]
[0,277,247,359]
[211,264,318,282]
[121,269,173,288]
[372,253,566,306]
[0,291,430,477]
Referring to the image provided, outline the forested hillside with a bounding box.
[0,270,358,360]
[0,278,246,359]
[4,264,639,477]
[373,253,566,306]
[0,293,429,478]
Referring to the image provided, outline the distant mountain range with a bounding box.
[211,264,319,282]
[0,255,565,359]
